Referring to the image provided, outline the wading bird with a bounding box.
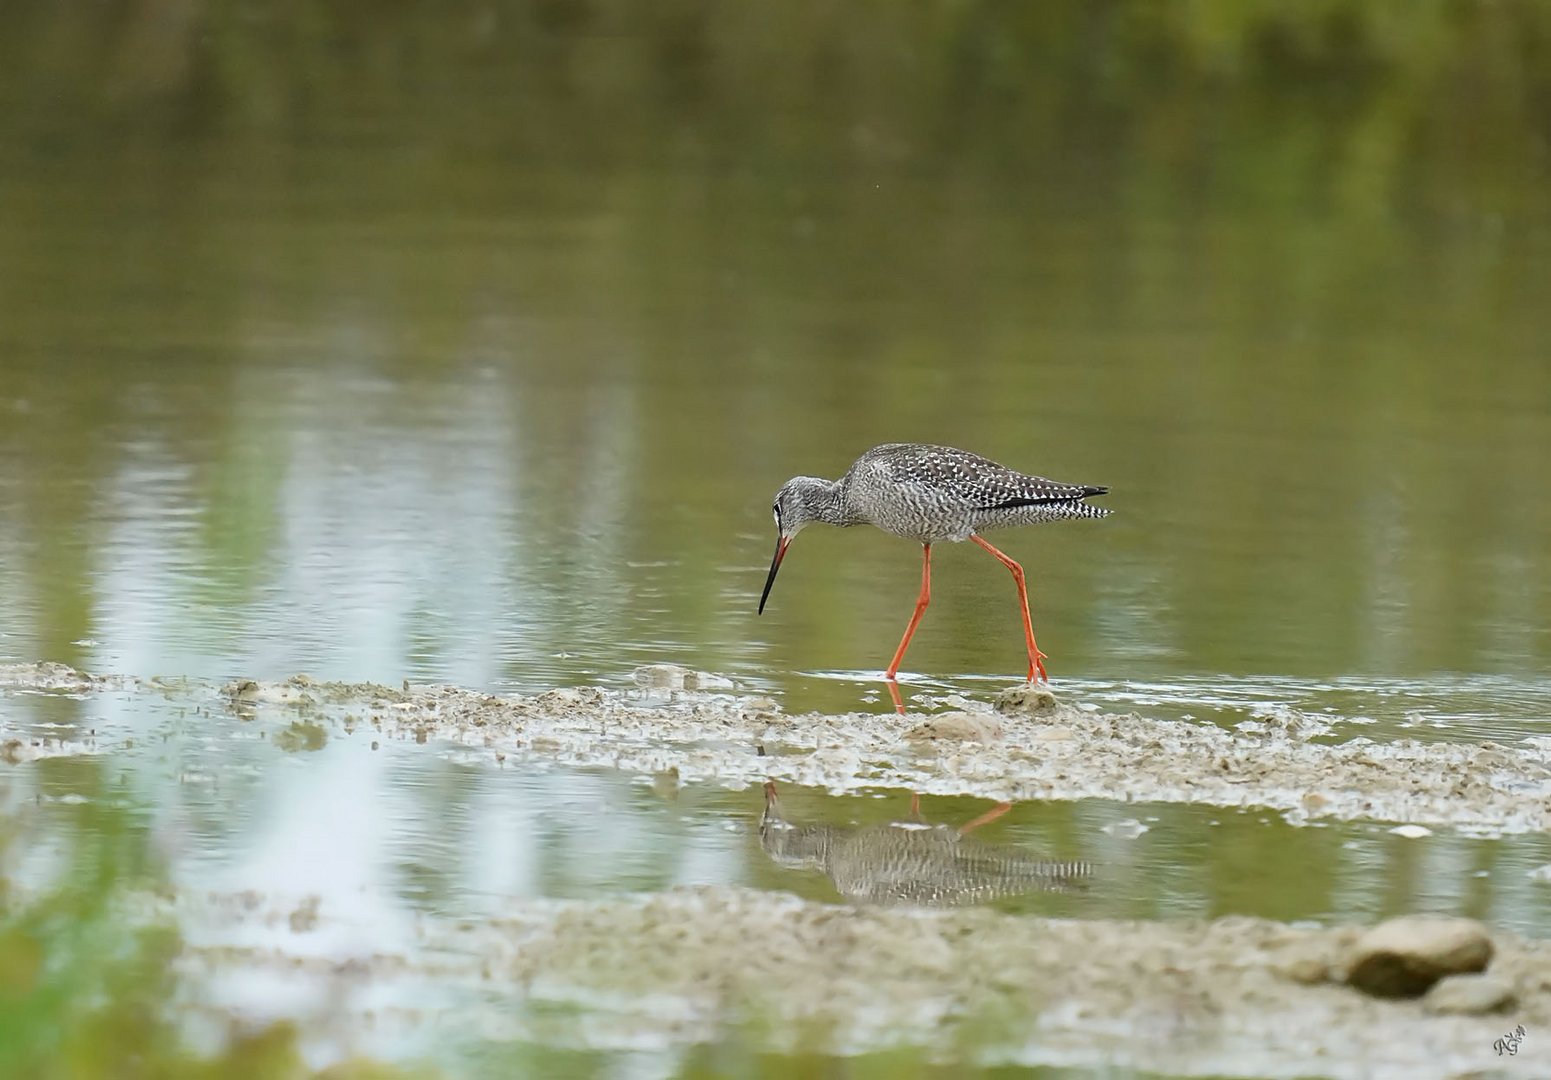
[759,781,1091,906]
[758,443,1109,683]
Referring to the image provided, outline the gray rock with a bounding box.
[1423,973,1517,1015]
[1344,916,1493,999]
[993,685,1060,715]
[1270,944,1332,985]
[631,665,733,691]
[903,712,1004,744]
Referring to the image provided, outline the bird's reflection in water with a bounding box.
[759,782,1092,907]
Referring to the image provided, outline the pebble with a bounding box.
[1423,973,1516,1015]
[631,664,733,691]
[1271,947,1330,985]
[993,685,1060,715]
[1344,916,1493,998]
[903,712,1003,744]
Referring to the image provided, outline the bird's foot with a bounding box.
[1027,649,1050,683]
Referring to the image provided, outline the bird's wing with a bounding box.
[851,446,984,510]
[862,445,1103,510]
[980,476,1108,510]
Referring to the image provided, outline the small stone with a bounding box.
[288,896,321,933]
[651,769,682,799]
[993,685,1060,715]
[1032,726,1075,742]
[1344,916,1493,998]
[684,671,734,691]
[903,712,1003,744]
[633,664,691,689]
[1271,947,1331,985]
[227,679,261,701]
[1528,863,1551,882]
[1101,818,1149,839]
[1423,973,1516,1015]
[1389,824,1432,839]
[1472,748,1510,769]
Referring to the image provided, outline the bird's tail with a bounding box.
[1058,492,1111,520]
[994,484,1111,519]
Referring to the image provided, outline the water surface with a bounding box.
[3,685,1548,1074]
[3,4,1551,1076]
[3,72,1551,716]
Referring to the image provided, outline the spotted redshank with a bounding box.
[758,443,1109,683]
[759,782,1091,905]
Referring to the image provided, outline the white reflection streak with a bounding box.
[266,362,521,686]
[96,452,204,677]
[462,769,748,909]
[189,739,424,1057]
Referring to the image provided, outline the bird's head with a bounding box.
[759,475,830,614]
[758,781,832,869]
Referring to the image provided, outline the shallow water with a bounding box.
[4,111,1551,719]
[3,685,1549,1075]
[4,4,1551,1076]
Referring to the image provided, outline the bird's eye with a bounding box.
[772,503,780,524]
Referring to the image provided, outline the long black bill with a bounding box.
[758,535,791,615]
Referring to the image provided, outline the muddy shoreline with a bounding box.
[154,883,1547,1079]
[5,662,1550,1076]
[243,674,1551,835]
[8,662,1542,834]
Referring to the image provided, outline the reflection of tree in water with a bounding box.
[759,782,1090,907]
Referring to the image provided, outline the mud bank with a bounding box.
[164,884,1547,1079]
[3,663,1549,834]
[6,663,1550,1077]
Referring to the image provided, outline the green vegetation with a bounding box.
[2,1,1548,211]
[0,797,424,1079]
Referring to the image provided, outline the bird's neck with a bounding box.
[806,478,858,527]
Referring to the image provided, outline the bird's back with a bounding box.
[827,824,1092,906]
[843,443,1108,542]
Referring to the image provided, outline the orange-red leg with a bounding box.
[957,801,1012,835]
[970,535,1049,682]
[884,543,931,680]
[885,679,906,715]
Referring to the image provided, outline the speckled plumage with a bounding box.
[760,787,1090,907]
[767,443,1108,544]
[759,442,1110,684]
[838,442,1109,542]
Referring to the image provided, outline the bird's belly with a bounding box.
[868,516,975,544]
[850,489,976,543]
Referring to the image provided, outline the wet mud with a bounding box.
[5,663,1550,1076]
[197,667,1551,835]
[3,662,1549,832]
[158,884,1550,1078]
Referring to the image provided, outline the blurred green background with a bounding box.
[3,0,1549,696]
[3,2,1551,1077]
